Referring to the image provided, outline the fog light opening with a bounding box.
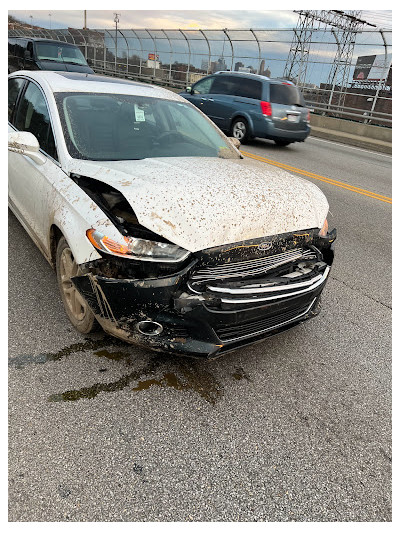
[136,320,164,336]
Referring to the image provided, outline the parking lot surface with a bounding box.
[9,137,391,521]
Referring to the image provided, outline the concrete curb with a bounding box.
[310,126,392,154]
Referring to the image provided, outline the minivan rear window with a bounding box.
[270,84,305,106]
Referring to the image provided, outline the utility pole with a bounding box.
[49,12,52,30]
[114,13,120,73]
[83,10,87,30]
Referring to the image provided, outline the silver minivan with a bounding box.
[181,71,310,146]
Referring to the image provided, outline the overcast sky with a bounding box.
[9,7,392,31]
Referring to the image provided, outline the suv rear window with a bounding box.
[270,84,305,106]
[211,76,262,100]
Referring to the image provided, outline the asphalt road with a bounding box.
[8,136,392,522]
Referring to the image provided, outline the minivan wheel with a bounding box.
[56,236,98,333]
[274,140,291,147]
[231,118,249,144]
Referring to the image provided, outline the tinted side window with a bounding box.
[8,39,16,56]
[14,40,27,59]
[192,77,214,95]
[8,78,25,123]
[270,84,305,106]
[235,78,262,99]
[15,82,57,160]
[211,76,236,95]
[211,76,262,99]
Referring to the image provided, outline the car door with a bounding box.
[206,76,263,132]
[202,75,242,131]
[183,76,215,116]
[8,78,61,256]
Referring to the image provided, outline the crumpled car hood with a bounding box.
[67,157,329,253]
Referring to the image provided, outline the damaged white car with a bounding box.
[8,71,336,358]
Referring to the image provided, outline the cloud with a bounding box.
[9,9,298,30]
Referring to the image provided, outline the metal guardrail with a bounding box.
[9,26,392,127]
[91,65,392,126]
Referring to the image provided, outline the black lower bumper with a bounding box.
[72,258,330,359]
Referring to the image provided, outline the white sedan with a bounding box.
[8,71,336,358]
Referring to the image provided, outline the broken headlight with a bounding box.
[318,218,329,237]
[87,229,190,263]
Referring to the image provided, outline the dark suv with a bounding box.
[8,38,94,74]
[181,71,310,146]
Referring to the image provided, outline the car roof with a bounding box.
[9,70,185,101]
[214,71,296,86]
[11,37,77,45]
[214,71,270,81]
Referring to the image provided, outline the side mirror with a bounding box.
[229,137,241,150]
[24,50,32,60]
[186,86,192,93]
[8,131,47,165]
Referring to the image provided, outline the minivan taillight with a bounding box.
[260,101,272,116]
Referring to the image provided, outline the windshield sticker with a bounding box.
[134,104,146,122]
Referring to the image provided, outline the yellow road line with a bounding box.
[241,150,392,205]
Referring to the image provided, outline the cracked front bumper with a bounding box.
[72,242,333,359]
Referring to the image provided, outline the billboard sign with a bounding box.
[148,53,159,61]
[353,54,392,82]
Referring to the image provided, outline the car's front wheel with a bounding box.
[56,236,98,333]
[231,118,250,144]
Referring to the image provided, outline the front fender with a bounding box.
[49,176,127,266]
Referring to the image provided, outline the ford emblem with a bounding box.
[258,242,272,251]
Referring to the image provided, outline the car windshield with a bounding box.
[35,42,87,65]
[56,92,239,161]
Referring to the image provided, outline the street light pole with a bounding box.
[114,13,120,73]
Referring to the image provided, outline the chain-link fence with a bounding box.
[8,27,392,126]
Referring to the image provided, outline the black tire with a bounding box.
[56,236,98,333]
[230,118,250,144]
[274,140,291,147]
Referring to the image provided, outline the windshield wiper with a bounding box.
[63,60,86,66]
[39,57,65,62]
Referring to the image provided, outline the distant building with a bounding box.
[211,56,227,73]
[189,72,205,84]
[201,59,210,72]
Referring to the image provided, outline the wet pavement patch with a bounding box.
[47,357,223,405]
[131,364,222,405]
[9,337,127,369]
[232,366,252,381]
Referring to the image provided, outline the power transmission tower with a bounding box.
[283,11,321,87]
[284,10,374,107]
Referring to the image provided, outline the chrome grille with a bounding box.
[191,248,315,284]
